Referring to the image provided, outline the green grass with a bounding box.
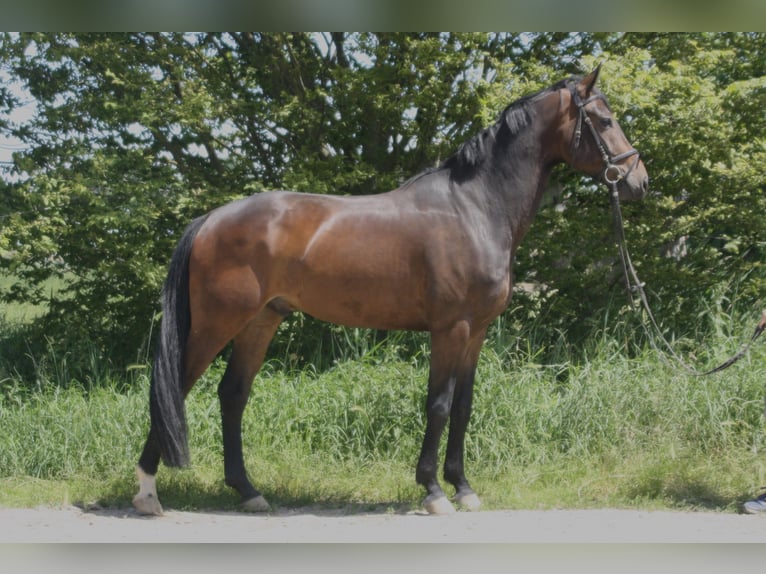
[0,274,67,325]
[1,323,765,513]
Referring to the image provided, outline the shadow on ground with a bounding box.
[85,476,420,519]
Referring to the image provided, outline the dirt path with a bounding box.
[2,504,766,542]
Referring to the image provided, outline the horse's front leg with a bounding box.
[443,331,486,511]
[415,323,473,515]
[416,373,457,514]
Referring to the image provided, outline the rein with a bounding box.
[572,85,763,376]
[610,187,765,376]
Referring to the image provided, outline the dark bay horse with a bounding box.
[133,67,648,516]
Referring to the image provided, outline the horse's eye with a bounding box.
[600,117,613,128]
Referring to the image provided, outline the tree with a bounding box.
[0,33,519,371]
[1,32,764,376]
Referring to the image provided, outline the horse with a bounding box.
[132,66,649,516]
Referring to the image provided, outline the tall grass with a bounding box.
[1,304,765,512]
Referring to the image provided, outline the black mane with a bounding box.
[442,77,577,179]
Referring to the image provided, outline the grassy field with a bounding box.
[2,268,765,512]
[1,317,765,513]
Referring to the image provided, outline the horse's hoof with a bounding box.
[455,491,481,511]
[423,494,456,515]
[242,495,270,513]
[132,493,164,516]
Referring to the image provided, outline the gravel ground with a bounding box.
[5,506,766,574]
[2,504,766,543]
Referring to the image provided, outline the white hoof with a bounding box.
[423,494,456,515]
[133,493,164,516]
[455,491,481,511]
[133,466,163,516]
[241,495,270,513]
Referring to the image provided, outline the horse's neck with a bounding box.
[509,165,553,247]
[476,136,554,251]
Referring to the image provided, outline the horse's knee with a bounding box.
[425,392,452,421]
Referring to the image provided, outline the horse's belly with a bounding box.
[295,276,429,331]
[276,214,430,330]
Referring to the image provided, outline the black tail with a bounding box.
[150,215,208,467]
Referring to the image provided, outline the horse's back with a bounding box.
[189,187,509,331]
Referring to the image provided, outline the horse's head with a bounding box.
[555,66,649,201]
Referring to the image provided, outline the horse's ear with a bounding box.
[580,63,602,96]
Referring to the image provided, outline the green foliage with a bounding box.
[512,37,766,351]
[1,32,765,377]
[2,32,765,515]
[1,315,765,511]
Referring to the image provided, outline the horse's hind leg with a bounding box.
[134,429,163,515]
[134,317,244,516]
[218,307,284,512]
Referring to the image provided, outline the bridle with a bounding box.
[570,85,763,376]
[569,85,649,324]
[571,87,641,187]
